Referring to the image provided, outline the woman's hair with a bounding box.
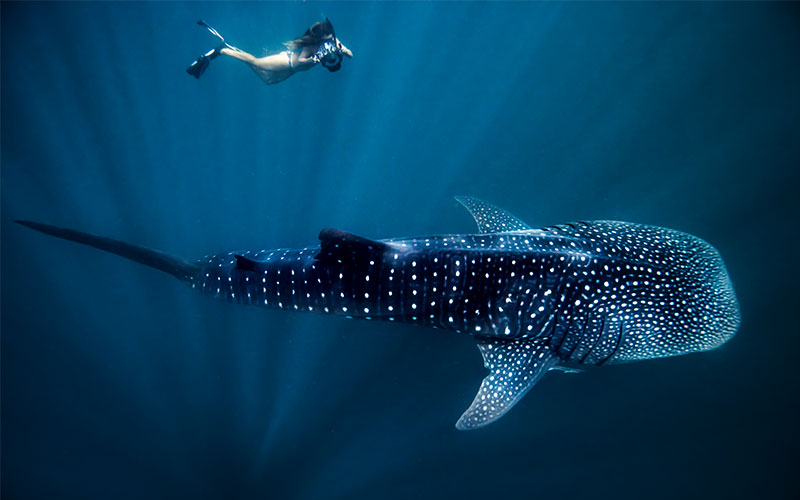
[284,19,335,50]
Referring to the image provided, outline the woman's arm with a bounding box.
[290,45,319,70]
[337,40,353,58]
[295,53,319,68]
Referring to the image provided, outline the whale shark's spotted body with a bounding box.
[17,197,740,429]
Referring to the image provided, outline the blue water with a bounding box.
[2,2,799,499]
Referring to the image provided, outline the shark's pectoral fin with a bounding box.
[456,338,556,430]
[454,196,533,234]
[550,365,584,374]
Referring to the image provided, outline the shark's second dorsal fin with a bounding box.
[315,229,389,265]
[455,196,533,234]
[456,338,556,430]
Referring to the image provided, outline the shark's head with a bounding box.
[654,232,740,357]
[685,236,741,351]
[612,226,741,362]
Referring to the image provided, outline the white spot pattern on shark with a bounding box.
[16,197,741,429]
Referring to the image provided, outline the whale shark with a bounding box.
[16,197,740,429]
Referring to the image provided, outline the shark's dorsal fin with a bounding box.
[456,338,556,430]
[315,228,390,265]
[234,254,261,272]
[455,196,533,234]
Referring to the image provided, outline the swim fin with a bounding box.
[197,19,225,42]
[187,20,239,79]
[186,51,212,79]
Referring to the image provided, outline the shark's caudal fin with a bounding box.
[15,220,198,282]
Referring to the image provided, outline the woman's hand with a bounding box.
[337,40,353,58]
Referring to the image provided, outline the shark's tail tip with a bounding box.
[15,220,64,237]
[15,219,43,231]
[15,219,198,282]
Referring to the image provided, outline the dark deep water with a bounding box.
[2,2,799,499]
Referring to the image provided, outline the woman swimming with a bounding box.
[186,19,353,85]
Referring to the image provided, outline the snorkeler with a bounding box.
[186,19,352,85]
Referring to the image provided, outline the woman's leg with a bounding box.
[220,47,257,64]
[220,48,290,72]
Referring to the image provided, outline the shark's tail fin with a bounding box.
[15,220,198,282]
